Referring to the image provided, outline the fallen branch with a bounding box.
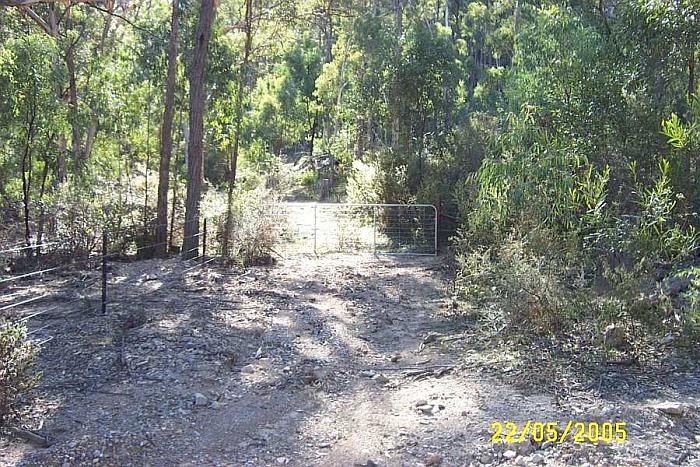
[438,334,475,343]
[89,389,134,397]
[406,366,454,380]
[120,334,130,373]
[6,426,50,447]
[367,364,455,372]
[266,246,285,260]
[418,332,442,352]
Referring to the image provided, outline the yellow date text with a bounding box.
[490,421,627,444]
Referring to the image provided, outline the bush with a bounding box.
[346,160,382,205]
[456,236,584,335]
[628,159,699,262]
[0,321,39,424]
[452,108,700,346]
[299,169,319,199]
[220,187,280,266]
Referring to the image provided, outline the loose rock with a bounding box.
[372,373,390,384]
[652,402,684,416]
[193,393,208,407]
[240,364,256,374]
[603,324,628,350]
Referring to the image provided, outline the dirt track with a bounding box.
[1,254,699,466]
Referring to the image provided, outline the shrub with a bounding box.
[0,321,39,424]
[629,158,699,262]
[675,267,700,340]
[299,169,319,199]
[347,159,382,205]
[220,187,280,266]
[456,236,584,335]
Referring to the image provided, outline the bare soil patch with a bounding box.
[1,254,698,466]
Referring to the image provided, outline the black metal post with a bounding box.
[101,231,107,314]
[202,218,207,264]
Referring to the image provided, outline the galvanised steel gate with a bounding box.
[271,203,438,256]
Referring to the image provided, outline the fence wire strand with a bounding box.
[1,217,218,347]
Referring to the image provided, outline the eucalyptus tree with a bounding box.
[155,0,180,256]
[182,0,216,260]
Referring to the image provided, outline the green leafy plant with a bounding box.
[0,321,40,423]
[219,187,280,266]
[661,113,693,149]
[633,158,699,260]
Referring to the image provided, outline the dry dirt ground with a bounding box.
[1,254,699,466]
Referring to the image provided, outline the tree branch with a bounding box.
[20,6,51,33]
[1,0,103,6]
[82,3,160,38]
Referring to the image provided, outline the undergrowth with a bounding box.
[0,321,39,424]
[453,111,700,351]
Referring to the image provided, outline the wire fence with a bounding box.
[1,203,440,346]
[0,216,218,345]
[271,203,438,256]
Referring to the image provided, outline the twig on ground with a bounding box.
[439,334,475,342]
[6,426,50,447]
[120,334,130,373]
[367,364,455,372]
[89,389,134,397]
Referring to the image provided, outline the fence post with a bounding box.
[202,218,207,264]
[433,205,439,256]
[101,230,108,314]
[313,204,317,255]
[373,206,377,253]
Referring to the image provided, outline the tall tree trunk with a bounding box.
[65,8,82,169]
[21,97,37,249]
[309,111,318,160]
[143,91,152,239]
[155,0,179,257]
[182,0,216,260]
[35,142,51,256]
[689,40,696,101]
[170,107,185,252]
[444,0,449,27]
[222,0,252,258]
[47,5,67,185]
[354,115,364,160]
[324,0,334,63]
[442,0,453,130]
[391,0,403,150]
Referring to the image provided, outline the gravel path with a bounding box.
[1,255,698,466]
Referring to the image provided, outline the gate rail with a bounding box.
[272,203,438,256]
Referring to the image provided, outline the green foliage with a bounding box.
[1,0,699,353]
[677,267,700,338]
[447,0,700,345]
[632,159,699,261]
[456,236,583,334]
[219,186,279,267]
[294,168,319,199]
[662,113,694,149]
[0,321,39,423]
[347,160,381,205]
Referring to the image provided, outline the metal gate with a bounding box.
[271,203,438,256]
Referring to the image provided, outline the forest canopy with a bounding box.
[0,0,698,334]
